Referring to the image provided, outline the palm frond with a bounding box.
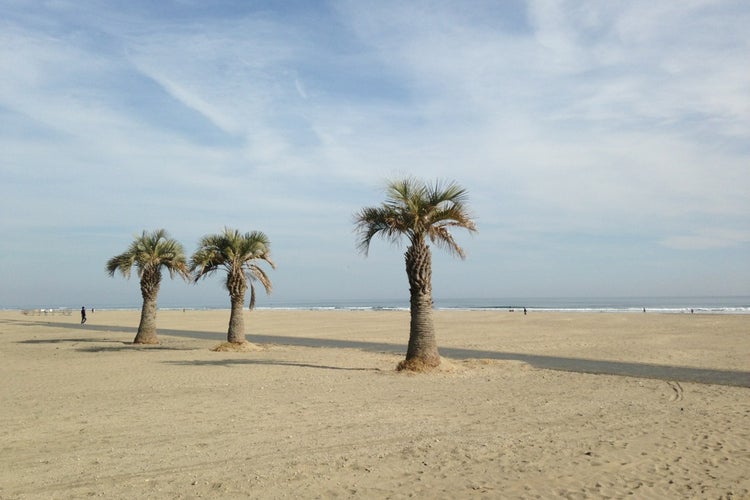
[354,177,477,258]
[106,229,189,281]
[190,227,275,301]
[106,253,136,278]
[248,283,257,310]
[246,264,273,294]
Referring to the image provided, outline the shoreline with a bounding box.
[9,305,750,315]
[7,294,749,315]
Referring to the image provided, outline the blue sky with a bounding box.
[1,0,748,308]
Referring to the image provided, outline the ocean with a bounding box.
[13,296,750,314]
[251,296,748,314]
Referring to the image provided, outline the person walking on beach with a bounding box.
[80,306,87,325]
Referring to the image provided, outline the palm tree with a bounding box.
[354,178,477,371]
[190,227,275,344]
[106,229,190,344]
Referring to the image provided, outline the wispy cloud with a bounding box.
[327,2,747,246]
[0,0,748,306]
[661,228,750,250]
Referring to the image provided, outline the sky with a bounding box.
[1,0,748,309]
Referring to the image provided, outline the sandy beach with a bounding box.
[1,309,748,499]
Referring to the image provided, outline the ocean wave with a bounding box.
[7,296,748,314]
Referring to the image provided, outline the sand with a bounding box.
[1,309,748,499]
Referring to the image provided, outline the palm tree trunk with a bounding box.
[227,271,247,343]
[401,239,440,370]
[134,274,161,344]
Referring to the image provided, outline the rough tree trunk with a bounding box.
[400,238,440,370]
[227,271,247,344]
[133,271,161,344]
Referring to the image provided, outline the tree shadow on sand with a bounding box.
[8,318,750,388]
[165,359,380,371]
[19,337,126,345]
[76,344,201,353]
[18,336,202,353]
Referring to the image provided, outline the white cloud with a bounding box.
[1,0,748,306]
[661,229,750,250]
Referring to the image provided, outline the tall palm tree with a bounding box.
[106,229,190,344]
[354,178,477,371]
[190,227,275,344]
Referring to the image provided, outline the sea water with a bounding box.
[255,296,749,314]
[20,296,749,314]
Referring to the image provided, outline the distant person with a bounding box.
[81,306,87,325]
[523,307,527,315]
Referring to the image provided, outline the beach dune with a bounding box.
[1,309,748,498]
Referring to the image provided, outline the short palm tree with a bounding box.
[354,178,477,371]
[190,227,275,344]
[106,229,190,344]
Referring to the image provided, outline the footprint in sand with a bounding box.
[667,381,684,402]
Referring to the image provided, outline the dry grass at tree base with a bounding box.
[397,356,442,373]
[210,341,267,352]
